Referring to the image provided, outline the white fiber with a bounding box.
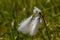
[29,16,39,35]
[18,16,33,34]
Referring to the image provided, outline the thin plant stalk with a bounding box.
[41,13,50,40]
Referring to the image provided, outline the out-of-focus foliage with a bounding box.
[0,0,60,40]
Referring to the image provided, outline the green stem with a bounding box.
[42,14,50,40]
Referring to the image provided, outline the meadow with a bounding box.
[0,0,60,40]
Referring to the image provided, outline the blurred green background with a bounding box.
[0,0,60,40]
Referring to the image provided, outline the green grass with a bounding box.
[0,0,60,40]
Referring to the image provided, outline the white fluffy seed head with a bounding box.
[33,7,41,14]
